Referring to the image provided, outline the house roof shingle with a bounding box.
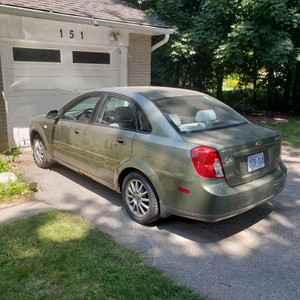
[0,0,168,29]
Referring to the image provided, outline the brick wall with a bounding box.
[128,34,151,86]
[0,56,9,152]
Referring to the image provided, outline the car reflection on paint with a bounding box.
[29,87,287,224]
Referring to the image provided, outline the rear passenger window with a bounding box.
[96,97,136,130]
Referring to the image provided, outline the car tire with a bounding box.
[122,171,160,224]
[32,134,54,168]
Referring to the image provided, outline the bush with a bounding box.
[0,155,32,203]
[0,155,11,173]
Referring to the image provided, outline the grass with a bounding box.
[0,210,205,300]
[0,155,32,204]
[250,116,300,147]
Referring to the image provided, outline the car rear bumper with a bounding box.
[164,160,287,222]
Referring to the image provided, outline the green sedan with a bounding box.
[29,87,287,224]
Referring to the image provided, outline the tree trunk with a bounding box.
[216,66,224,101]
[253,49,257,103]
[182,60,192,87]
[292,61,300,113]
[198,77,205,92]
[283,68,293,108]
[174,64,180,87]
[253,79,257,103]
[265,68,274,110]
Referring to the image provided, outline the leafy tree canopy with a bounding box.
[128,0,300,111]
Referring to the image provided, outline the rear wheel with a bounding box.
[32,134,53,168]
[122,171,160,224]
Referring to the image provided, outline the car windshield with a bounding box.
[152,95,248,133]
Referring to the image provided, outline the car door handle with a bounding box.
[117,138,125,144]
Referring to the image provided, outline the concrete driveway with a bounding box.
[16,146,300,300]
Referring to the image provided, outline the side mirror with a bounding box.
[46,110,59,119]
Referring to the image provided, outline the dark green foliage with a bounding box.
[127,0,300,113]
[216,0,300,110]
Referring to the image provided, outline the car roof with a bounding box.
[98,86,204,101]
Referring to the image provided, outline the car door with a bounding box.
[52,93,103,170]
[82,94,136,187]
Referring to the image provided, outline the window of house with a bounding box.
[12,47,61,62]
[72,51,110,64]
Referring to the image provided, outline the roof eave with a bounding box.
[0,5,173,35]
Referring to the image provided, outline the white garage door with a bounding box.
[1,42,121,147]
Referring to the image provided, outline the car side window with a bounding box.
[95,97,136,130]
[62,96,100,123]
[137,106,151,133]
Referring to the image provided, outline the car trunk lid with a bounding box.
[182,123,281,187]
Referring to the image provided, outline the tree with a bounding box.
[131,0,236,97]
[288,0,300,112]
[128,0,300,111]
[208,0,300,109]
[189,0,238,99]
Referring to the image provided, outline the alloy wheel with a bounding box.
[33,139,44,165]
[125,179,150,217]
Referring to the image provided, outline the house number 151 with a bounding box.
[60,29,84,40]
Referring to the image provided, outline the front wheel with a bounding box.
[122,172,160,224]
[32,134,54,168]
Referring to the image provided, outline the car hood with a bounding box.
[181,123,281,187]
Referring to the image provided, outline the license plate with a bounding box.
[247,152,265,172]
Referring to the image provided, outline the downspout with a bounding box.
[151,34,170,52]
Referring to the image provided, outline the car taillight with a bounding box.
[191,145,224,178]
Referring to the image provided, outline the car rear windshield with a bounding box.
[152,95,248,133]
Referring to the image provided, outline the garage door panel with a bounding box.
[14,75,64,91]
[72,75,114,90]
[4,68,65,94]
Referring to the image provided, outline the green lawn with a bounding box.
[254,116,300,147]
[0,211,205,300]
